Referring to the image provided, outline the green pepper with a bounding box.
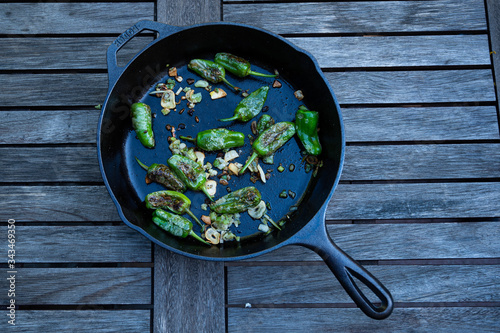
[152,209,209,245]
[240,122,296,174]
[167,154,213,200]
[131,102,154,148]
[135,158,186,192]
[180,128,245,151]
[210,186,261,214]
[146,190,203,227]
[219,86,269,122]
[214,52,277,78]
[188,59,239,91]
[256,114,275,135]
[295,105,322,155]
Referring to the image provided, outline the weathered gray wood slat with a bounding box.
[0,225,151,263]
[3,143,500,182]
[289,35,491,68]
[227,307,500,333]
[0,37,154,70]
[243,222,500,261]
[0,268,151,305]
[1,35,491,70]
[343,106,499,142]
[342,143,500,180]
[486,0,500,110]
[2,183,499,221]
[0,310,150,332]
[0,147,101,182]
[0,110,99,144]
[0,3,154,34]
[0,70,495,107]
[227,265,500,304]
[329,70,496,104]
[223,0,487,34]
[3,106,497,145]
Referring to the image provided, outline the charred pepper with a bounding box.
[131,102,155,148]
[256,114,275,135]
[210,186,261,214]
[219,86,269,122]
[295,105,322,155]
[214,52,277,78]
[240,122,296,174]
[188,59,239,91]
[146,190,203,227]
[135,157,186,192]
[152,209,209,245]
[180,128,245,151]
[167,154,213,200]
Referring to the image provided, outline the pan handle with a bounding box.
[293,211,394,319]
[106,20,182,88]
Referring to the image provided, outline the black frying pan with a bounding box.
[97,20,393,319]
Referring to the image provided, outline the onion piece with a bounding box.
[160,90,176,109]
[248,200,266,219]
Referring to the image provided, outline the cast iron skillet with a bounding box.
[97,20,393,319]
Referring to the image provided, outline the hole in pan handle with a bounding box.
[294,212,394,320]
[106,20,183,88]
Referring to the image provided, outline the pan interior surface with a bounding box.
[100,24,343,259]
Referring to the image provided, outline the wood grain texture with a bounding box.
[289,35,491,68]
[0,70,494,107]
[227,265,500,304]
[154,2,224,333]
[154,246,225,333]
[343,106,499,141]
[223,0,487,34]
[342,143,500,180]
[0,2,154,34]
[0,110,99,144]
[0,225,151,263]
[327,183,500,220]
[0,37,154,70]
[0,310,150,332]
[329,70,496,105]
[0,147,101,182]
[245,222,500,261]
[0,268,151,305]
[486,0,500,112]
[227,307,500,333]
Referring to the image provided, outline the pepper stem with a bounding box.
[202,186,214,201]
[189,230,210,245]
[135,157,149,171]
[186,208,204,227]
[179,135,196,143]
[263,214,281,230]
[249,70,277,78]
[239,152,258,175]
[218,115,239,122]
[222,77,241,92]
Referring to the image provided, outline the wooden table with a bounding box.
[1,0,499,332]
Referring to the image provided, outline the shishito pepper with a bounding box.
[146,190,203,227]
[210,186,261,214]
[219,86,269,122]
[152,209,209,245]
[188,59,239,91]
[180,128,245,151]
[131,102,155,148]
[295,105,322,155]
[240,122,296,174]
[135,158,186,192]
[167,154,213,200]
[256,114,275,135]
[214,52,277,78]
